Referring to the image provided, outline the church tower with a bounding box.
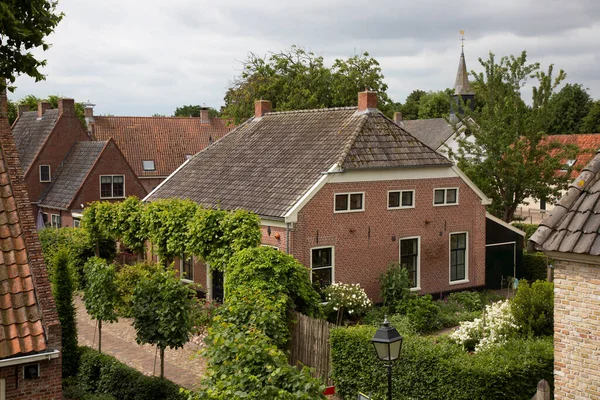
[451,31,475,115]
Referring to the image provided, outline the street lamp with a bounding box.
[371,316,403,400]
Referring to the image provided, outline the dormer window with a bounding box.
[142,160,155,171]
[39,165,51,182]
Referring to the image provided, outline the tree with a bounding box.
[0,0,63,91]
[546,83,592,134]
[83,257,118,353]
[132,268,196,378]
[17,94,86,125]
[50,247,78,377]
[399,89,426,120]
[81,201,118,257]
[221,46,391,123]
[417,89,452,119]
[114,196,148,260]
[173,105,219,118]
[451,51,579,222]
[6,98,16,124]
[581,101,600,133]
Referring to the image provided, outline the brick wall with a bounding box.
[553,258,600,400]
[289,176,487,301]
[0,358,62,399]
[138,177,165,194]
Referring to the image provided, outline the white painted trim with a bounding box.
[180,254,194,282]
[333,191,365,213]
[328,166,457,183]
[39,165,51,182]
[50,214,60,228]
[387,189,415,210]
[99,174,126,199]
[260,218,287,229]
[399,236,420,290]
[449,231,469,284]
[451,165,492,205]
[142,160,156,171]
[310,245,335,285]
[71,212,84,219]
[485,241,517,247]
[485,212,526,237]
[143,158,191,201]
[284,163,338,223]
[0,350,60,368]
[206,263,212,301]
[433,187,459,206]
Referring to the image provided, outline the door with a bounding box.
[485,243,516,290]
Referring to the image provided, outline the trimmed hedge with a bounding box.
[64,346,185,400]
[330,326,553,400]
[522,252,548,282]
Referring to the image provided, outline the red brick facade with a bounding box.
[0,358,62,399]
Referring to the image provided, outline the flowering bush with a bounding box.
[451,300,519,352]
[324,283,372,324]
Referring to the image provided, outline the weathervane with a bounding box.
[460,30,465,49]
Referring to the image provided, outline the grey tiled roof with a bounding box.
[39,141,107,209]
[530,149,600,255]
[11,110,59,172]
[400,118,458,150]
[147,107,450,219]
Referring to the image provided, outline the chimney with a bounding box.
[393,112,403,124]
[18,105,30,117]
[358,90,377,112]
[82,102,95,133]
[58,98,75,117]
[255,100,272,118]
[0,87,7,119]
[200,107,210,123]
[38,102,52,117]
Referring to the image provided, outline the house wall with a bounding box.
[0,358,62,399]
[289,175,487,301]
[553,257,600,400]
[139,177,166,194]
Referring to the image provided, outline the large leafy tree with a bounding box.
[173,105,219,118]
[17,94,86,124]
[0,0,63,91]
[581,101,600,133]
[399,89,426,120]
[221,46,391,123]
[546,83,592,134]
[417,89,453,119]
[452,51,578,222]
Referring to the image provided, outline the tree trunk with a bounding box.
[98,319,102,353]
[160,347,165,378]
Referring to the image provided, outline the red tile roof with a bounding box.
[92,116,234,177]
[546,134,600,177]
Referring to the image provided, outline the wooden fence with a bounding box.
[288,311,335,384]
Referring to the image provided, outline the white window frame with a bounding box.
[180,253,194,283]
[333,192,365,213]
[142,160,155,171]
[261,244,279,250]
[433,187,459,206]
[449,231,469,285]
[99,175,126,199]
[310,246,335,287]
[388,189,415,210]
[399,236,420,291]
[73,218,81,228]
[51,214,60,228]
[39,165,51,182]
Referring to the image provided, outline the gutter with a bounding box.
[0,350,60,368]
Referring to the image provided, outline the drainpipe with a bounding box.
[286,223,291,254]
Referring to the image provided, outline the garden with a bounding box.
[41,196,554,399]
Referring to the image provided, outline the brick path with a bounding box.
[75,296,206,389]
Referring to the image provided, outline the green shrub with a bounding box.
[478,289,504,305]
[522,252,548,282]
[511,223,538,241]
[511,279,554,337]
[68,347,185,400]
[401,295,441,334]
[447,291,482,312]
[114,262,161,317]
[330,326,553,400]
[378,263,415,312]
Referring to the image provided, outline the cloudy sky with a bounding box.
[10,0,600,116]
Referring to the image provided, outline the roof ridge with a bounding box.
[94,115,230,120]
[265,106,357,116]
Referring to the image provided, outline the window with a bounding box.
[400,237,419,289]
[142,160,155,171]
[334,192,364,213]
[100,175,125,199]
[73,218,81,228]
[311,247,334,293]
[450,232,468,283]
[39,165,51,182]
[434,188,458,206]
[388,190,414,209]
[51,214,60,228]
[181,254,193,281]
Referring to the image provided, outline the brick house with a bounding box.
[88,106,234,193]
[11,100,147,227]
[147,91,492,301]
[529,149,600,400]
[0,93,62,398]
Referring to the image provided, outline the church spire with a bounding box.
[454,30,474,96]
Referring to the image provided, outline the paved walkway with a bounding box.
[75,296,206,389]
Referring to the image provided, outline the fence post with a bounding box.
[531,379,550,400]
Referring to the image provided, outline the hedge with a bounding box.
[64,346,185,400]
[522,252,548,282]
[511,223,538,241]
[330,325,553,400]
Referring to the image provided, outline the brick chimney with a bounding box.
[358,90,377,112]
[394,112,403,124]
[200,107,210,123]
[18,105,30,117]
[0,88,7,119]
[38,102,52,117]
[58,98,75,117]
[255,100,272,118]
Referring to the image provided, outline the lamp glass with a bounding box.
[389,340,402,361]
[373,341,390,361]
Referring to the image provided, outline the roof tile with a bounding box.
[11,110,59,172]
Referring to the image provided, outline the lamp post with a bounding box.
[371,316,403,400]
